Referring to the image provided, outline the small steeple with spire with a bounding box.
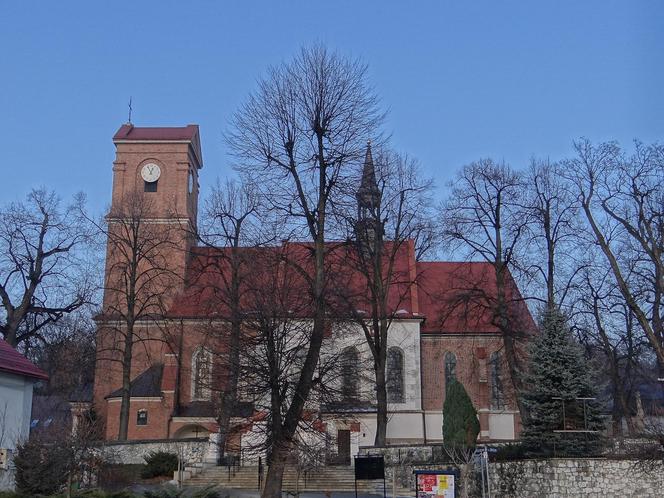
[355,141,383,249]
[356,140,381,216]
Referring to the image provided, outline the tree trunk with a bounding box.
[262,447,287,498]
[374,355,387,446]
[118,323,134,440]
[216,318,241,463]
[3,315,19,348]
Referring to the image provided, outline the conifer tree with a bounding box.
[521,307,604,456]
[443,379,481,447]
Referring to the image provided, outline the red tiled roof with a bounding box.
[113,124,199,142]
[417,261,536,334]
[169,241,421,320]
[167,240,535,335]
[0,339,49,381]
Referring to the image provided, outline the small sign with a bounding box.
[355,455,385,480]
[414,470,456,498]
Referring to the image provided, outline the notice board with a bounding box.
[414,470,456,498]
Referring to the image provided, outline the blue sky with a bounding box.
[1,1,662,215]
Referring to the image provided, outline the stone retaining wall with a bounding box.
[360,446,664,497]
[98,438,210,465]
[492,458,664,498]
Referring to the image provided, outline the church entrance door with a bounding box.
[337,429,351,465]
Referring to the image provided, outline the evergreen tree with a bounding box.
[521,307,604,456]
[443,379,481,447]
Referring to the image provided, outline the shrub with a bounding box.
[13,438,71,496]
[142,486,221,498]
[74,490,137,498]
[491,442,527,462]
[443,379,480,447]
[140,451,178,479]
[0,491,32,498]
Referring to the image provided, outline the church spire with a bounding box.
[356,141,381,211]
[355,141,383,249]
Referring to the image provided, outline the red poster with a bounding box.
[418,474,436,492]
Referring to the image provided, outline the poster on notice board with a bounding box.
[415,470,455,498]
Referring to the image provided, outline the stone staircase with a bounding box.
[185,464,410,494]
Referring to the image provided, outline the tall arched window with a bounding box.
[444,352,457,391]
[387,347,404,403]
[490,351,505,410]
[192,348,212,400]
[341,347,360,402]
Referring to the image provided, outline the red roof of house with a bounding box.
[113,124,199,142]
[167,240,535,336]
[0,339,49,381]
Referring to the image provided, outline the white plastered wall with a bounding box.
[0,373,35,490]
[323,319,424,444]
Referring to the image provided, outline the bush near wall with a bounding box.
[140,452,179,479]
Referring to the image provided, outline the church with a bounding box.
[92,123,534,463]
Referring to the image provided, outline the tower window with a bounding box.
[137,409,148,425]
[144,180,158,192]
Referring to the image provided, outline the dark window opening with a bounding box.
[341,347,360,402]
[444,352,457,391]
[490,351,506,410]
[387,347,404,403]
[137,409,148,425]
[144,180,158,192]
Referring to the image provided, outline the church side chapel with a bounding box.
[92,124,535,463]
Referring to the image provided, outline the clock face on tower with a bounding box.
[141,163,161,183]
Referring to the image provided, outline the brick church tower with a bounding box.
[93,124,203,439]
[105,123,202,300]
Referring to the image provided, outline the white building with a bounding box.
[0,339,48,490]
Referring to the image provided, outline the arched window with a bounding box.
[387,347,404,403]
[192,348,212,400]
[444,352,457,390]
[341,347,360,402]
[490,351,505,410]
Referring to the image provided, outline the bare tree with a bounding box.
[521,159,582,310]
[0,189,93,348]
[576,260,648,435]
[28,313,97,398]
[94,191,182,440]
[567,139,664,374]
[334,147,434,446]
[196,178,260,462]
[238,245,356,470]
[439,159,530,416]
[227,44,382,497]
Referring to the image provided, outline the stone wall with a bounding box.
[492,459,664,498]
[359,444,453,490]
[98,437,211,465]
[360,446,664,497]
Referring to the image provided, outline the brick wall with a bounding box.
[421,334,520,438]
